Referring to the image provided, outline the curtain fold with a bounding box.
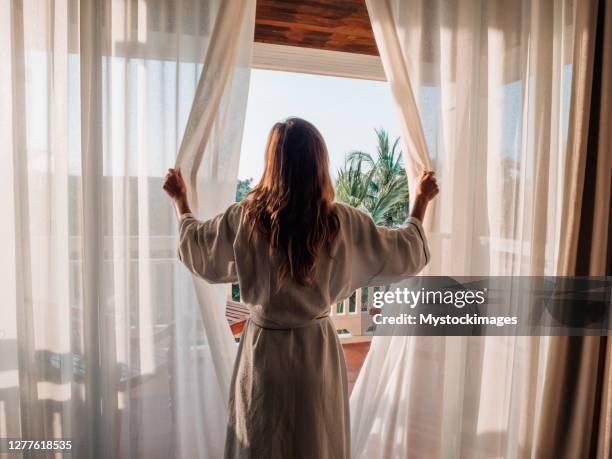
[353,0,581,457]
[1,1,254,457]
[173,1,255,456]
[364,0,432,199]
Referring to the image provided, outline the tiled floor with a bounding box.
[342,341,371,394]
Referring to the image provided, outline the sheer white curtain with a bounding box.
[352,0,576,457]
[1,0,253,458]
[173,1,254,457]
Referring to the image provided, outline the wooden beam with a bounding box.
[255,0,379,56]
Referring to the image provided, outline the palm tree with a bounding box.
[336,129,409,227]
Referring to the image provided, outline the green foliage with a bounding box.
[336,129,409,227]
[236,178,253,202]
[231,283,241,301]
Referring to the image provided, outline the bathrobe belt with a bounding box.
[248,312,331,330]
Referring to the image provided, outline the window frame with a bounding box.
[251,42,386,81]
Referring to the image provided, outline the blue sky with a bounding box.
[238,69,403,181]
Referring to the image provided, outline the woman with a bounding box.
[163,117,438,458]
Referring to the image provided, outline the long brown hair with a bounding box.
[243,117,339,286]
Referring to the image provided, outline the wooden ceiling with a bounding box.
[254,0,379,56]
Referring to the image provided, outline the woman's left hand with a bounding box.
[163,168,187,201]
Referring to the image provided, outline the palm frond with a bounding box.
[366,175,409,225]
[335,129,410,228]
[346,150,376,169]
[336,158,376,209]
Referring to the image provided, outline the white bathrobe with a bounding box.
[177,202,430,459]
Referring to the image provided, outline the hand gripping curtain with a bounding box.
[352,0,578,457]
[1,1,254,458]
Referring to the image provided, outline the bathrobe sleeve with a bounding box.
[177,203,242,284]
[338,204,430,289]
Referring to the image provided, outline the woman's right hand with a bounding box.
[410,170,439,222]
